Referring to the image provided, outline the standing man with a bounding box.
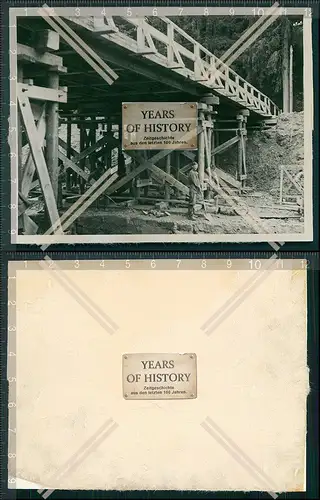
[188,162,202,220]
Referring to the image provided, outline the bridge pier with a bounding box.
[236,109,250,190]
[199,94,220,197]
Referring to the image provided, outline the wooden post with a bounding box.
[66,119,72,190]
[282,17,291,113]
[198,108,205,188]
[238,109,250,189]
[207,106,213,170]
[106,124,112,168]
[165,154,171,201]
[211,116,216,169]
[176,150,181,182]
[289,45,294,113]
[236,114,243,184]
[17,65,24,190]
[46,71,60,201]
[79,124,86,193]
[89,118,97,173]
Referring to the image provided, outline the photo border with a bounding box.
[1,1,318,249]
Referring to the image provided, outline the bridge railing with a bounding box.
[67,15,280,117]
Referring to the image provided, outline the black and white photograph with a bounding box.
[9,6,313,244]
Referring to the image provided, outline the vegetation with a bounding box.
[170,16,304,111]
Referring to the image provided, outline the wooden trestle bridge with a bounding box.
[15,13,280,234]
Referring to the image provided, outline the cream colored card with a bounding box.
[9,261,308,492]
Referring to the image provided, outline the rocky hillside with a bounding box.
[246,112,304,192]
[219,112,304,193]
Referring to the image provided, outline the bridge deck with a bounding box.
[64,15,279,118]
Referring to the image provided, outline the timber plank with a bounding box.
[17,43,64,67]
[105,164,150,195]
[18,83,67,103]
[181,149,240,189]
[21,104,46,197]
[18,92,62,233]
[72,135,110,163]
[39,8,117,86]
[148,164,189,195]
[58,137,78,157]
[108,149,174,195]
[283,167,303,194]
[215,167,241,189]
[212,135,239,155]
[58,151,89,181]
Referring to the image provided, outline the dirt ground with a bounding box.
[219,112,304,194]
[72,191,303,235]
[26,113,305,236]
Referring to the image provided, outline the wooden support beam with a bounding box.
[237,115,243,183]
[39,8,118,85]
[93,17,119,34]
[105,125,112,176]
[18,92,62,232]
[282,166,303,194]
[241,121,247,184]
[18,82,67,103]
[148,165,189,196]
[165,154,171,200]
[105,163,149,196]
[30,102,44,121]
[198,109,205,186]
[181,150,240,189]
[17,66,24,191]
[212,135,239,156]
[21,104,46,198]
[64,25,201,98]
[46,72,60,201]
[66,121,72,158]
[18,192,39,235]
[36,29,60,52]
[72,134,110,163]
[215,167,241,189]
[207,108,213,168]
[210,117,216,168]
[58,151,89,180]
[17,43,65,70]
[176,170,188,186]
[118,149,178,197]
[59,137,78,158]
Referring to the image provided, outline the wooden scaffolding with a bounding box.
[15,16,256,235]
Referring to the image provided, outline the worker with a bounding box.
[188,162,202,220]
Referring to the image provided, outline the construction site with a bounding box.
[15,12,305,237]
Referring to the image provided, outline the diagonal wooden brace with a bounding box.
[21,104,46,198]
[107,149,174,196]
[39,4,118,85]
[18,91,63,233]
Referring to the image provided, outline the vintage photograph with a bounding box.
[9,6,313,243]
